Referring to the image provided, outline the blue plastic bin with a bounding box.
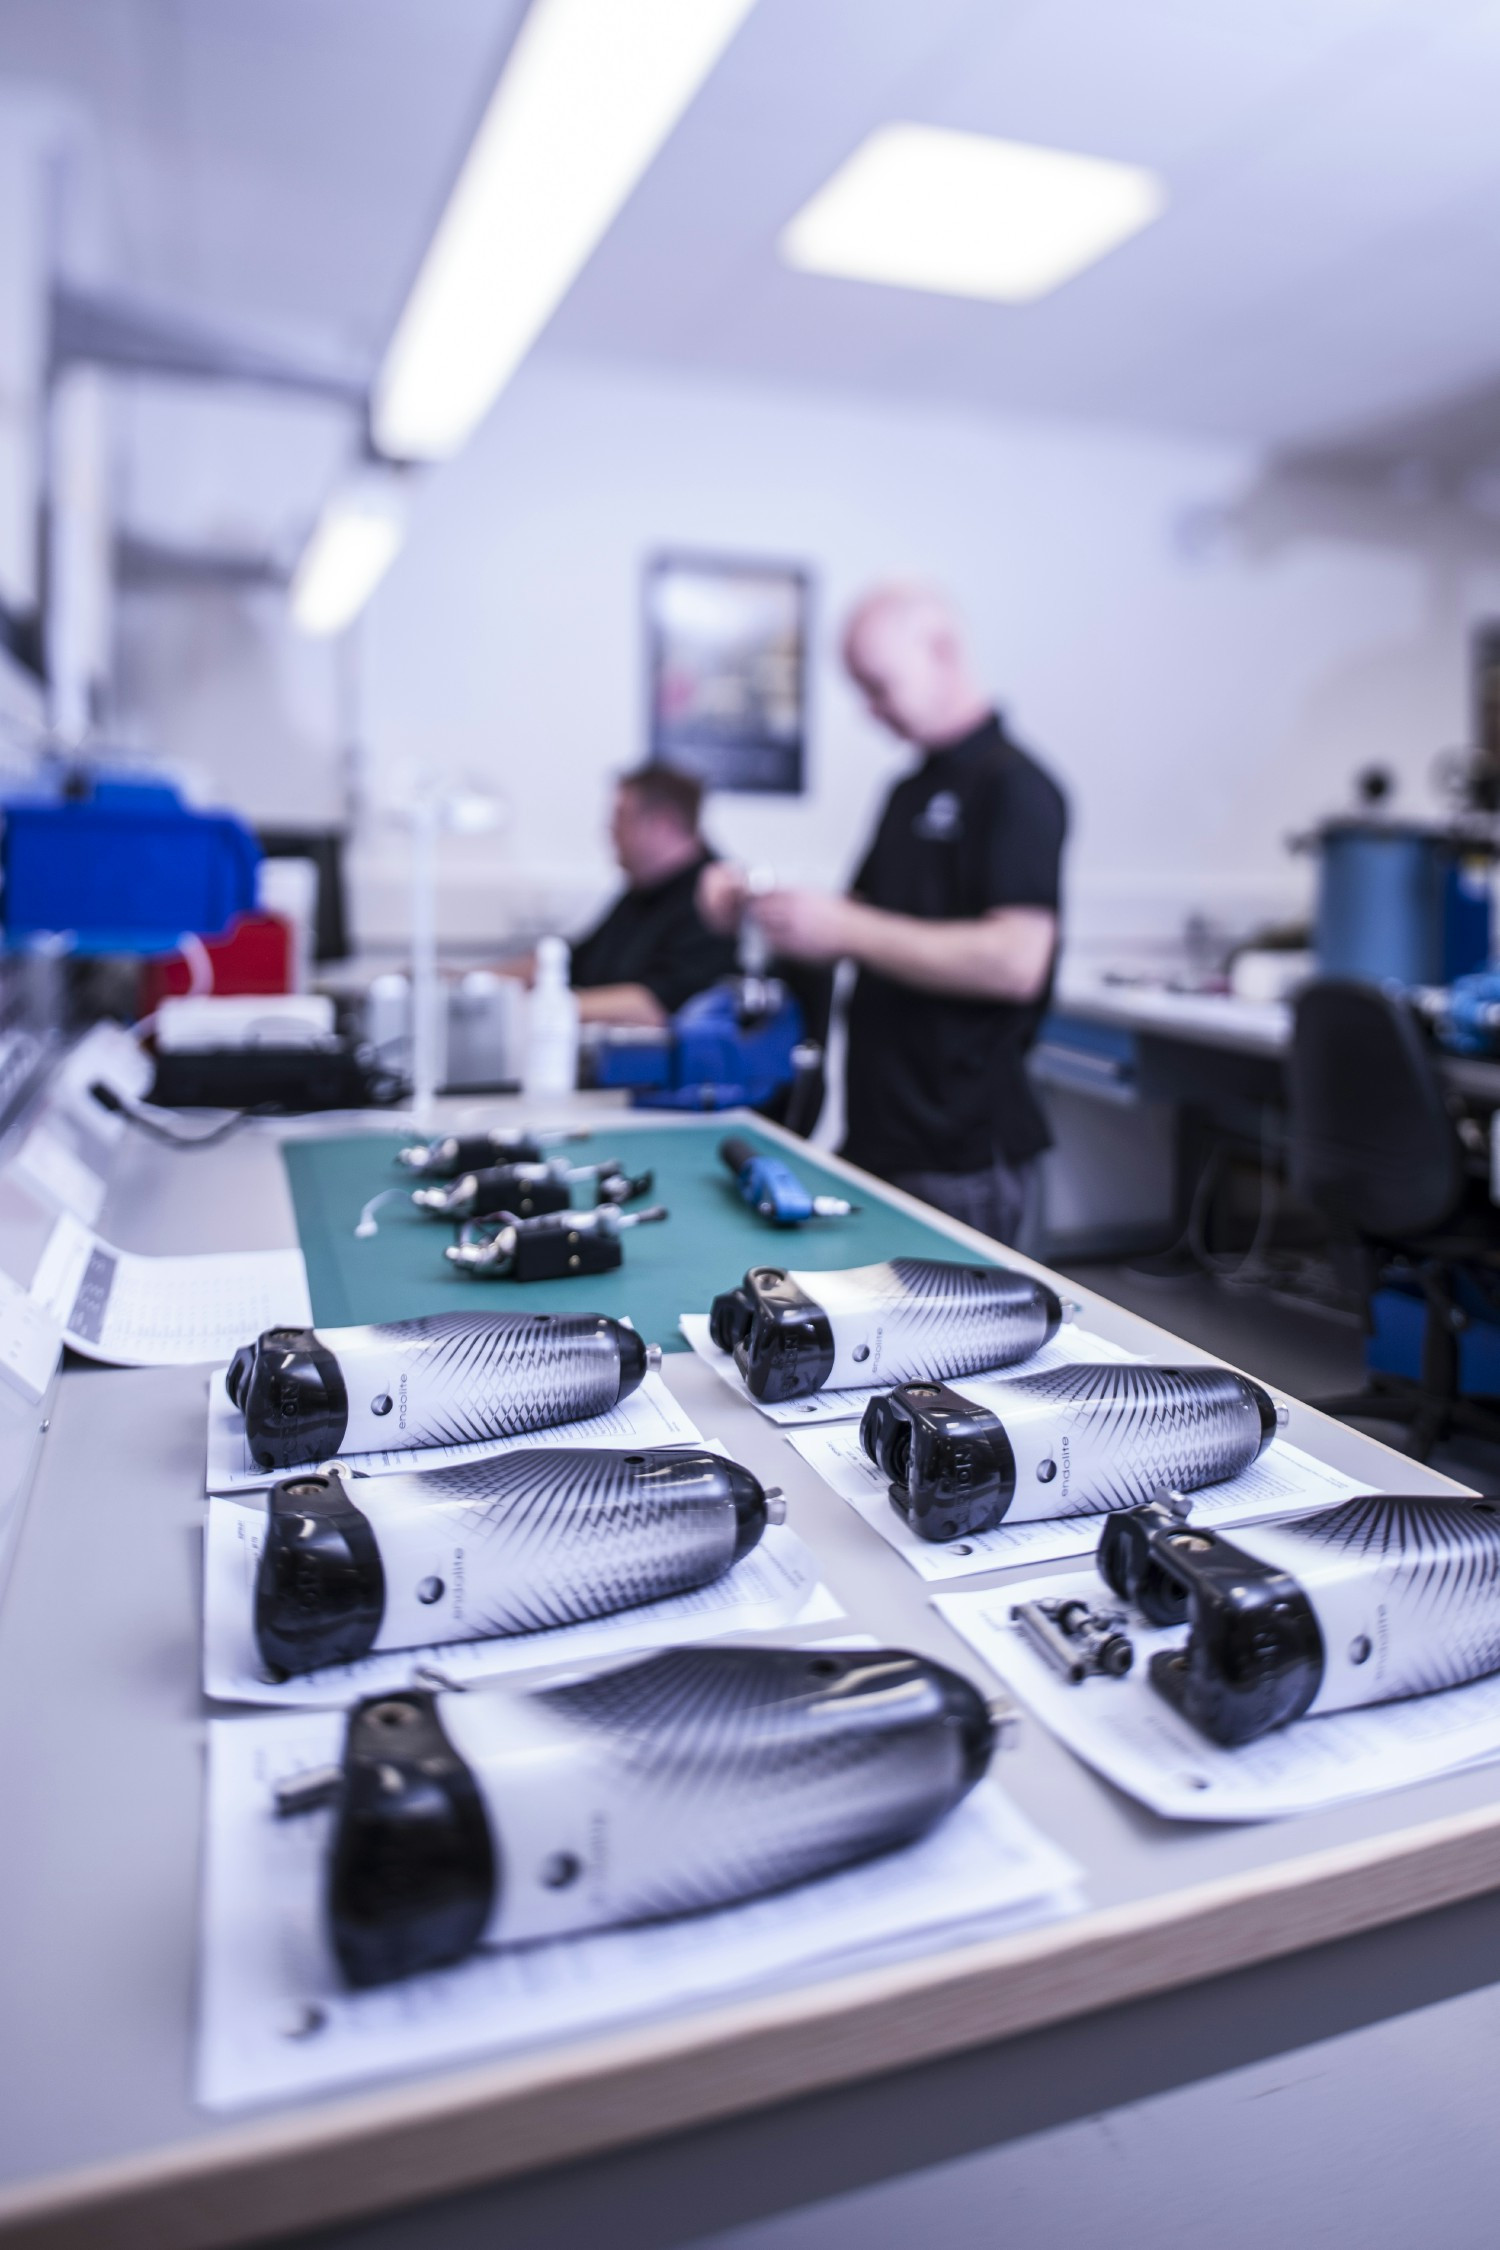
[1,781,261,954]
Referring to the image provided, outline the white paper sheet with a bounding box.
[937,1567,1500,1822]
[205,1365,705,1493]
[678,1311,1137,1424]
[0,1264,61,1402]
[7,1119,106,1224]
[30,1211,311,1368]
[204,1497,844,1706]
[794,1425,1374,1583]
[197,1705,1082,2109]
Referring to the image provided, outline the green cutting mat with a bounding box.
[282,1123,997,1349]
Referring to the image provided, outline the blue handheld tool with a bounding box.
[719,1136,855,1227]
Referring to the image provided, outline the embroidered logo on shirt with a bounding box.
[913,790,962,842]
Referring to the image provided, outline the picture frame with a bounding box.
[645,551,811,795]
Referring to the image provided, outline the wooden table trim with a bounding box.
[5,1794,1500,2250]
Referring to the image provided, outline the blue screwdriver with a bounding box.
[719,1136,857,1227]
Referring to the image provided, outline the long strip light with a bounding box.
[373,0,758,461]
[290,473,408,638]
[781,124,1165,304]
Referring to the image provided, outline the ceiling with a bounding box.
[6,0,1500,452]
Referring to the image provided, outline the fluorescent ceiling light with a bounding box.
[781,124,1164,304]
[290,475,408,637]
[374,0,758,461]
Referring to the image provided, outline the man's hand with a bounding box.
[695,861,749,934]
[750,888,861,964]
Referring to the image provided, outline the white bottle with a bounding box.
[524,935,580,1098]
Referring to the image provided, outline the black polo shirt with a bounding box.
[842,714,1067,1179]
[569,852,737,1016]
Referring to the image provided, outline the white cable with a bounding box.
[354,1187,411,1239]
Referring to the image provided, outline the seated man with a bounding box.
[565,764,738,1026]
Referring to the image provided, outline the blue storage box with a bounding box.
[1368,1281,1500,1396]
[1,780,261,954]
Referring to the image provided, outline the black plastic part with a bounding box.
[148,1045,397,1112]
[596,1168,654,1207]
[708,1283,755,1355]
[861,1381,1017,1543]
[240,1326,350,1470]
[254,1472,385,1677]
[1145,1526,1325,1746]
[329,1692,497,1988]
[225,1340,257,1412]
[1250,1379,1279,1452]
[719,1136,756,1178]
[612,1321,649,1401]
[400,1132,545,1177]
[728,1267,835,1401]
[506,1215,624,1279]
[462,1167,571,1219]
[922,1650,998,1788]
[1097,1501,1196,1627]
[717,1458,772,1563]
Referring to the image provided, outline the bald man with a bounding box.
[702,586,1066,1252]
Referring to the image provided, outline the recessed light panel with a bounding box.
[780,124,1165,303]
[291,475,408,637]
[374,0,758,461]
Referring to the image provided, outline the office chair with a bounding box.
[1288,977,1500,1461]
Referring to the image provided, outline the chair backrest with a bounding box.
[1288,978,1465,1240]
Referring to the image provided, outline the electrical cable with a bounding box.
[87,1081,250,1149]
[354,1187,413,1239]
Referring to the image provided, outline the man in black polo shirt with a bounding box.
[566,764,736,1024]
[702,587,1065,1251]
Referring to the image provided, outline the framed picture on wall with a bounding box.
[645,552,811,795]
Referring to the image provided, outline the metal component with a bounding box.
[1011,1596,1135,1684]
[52,282,368,402]
[986,1695,1023,1750]
[764,1487,788,1525]
[444,1202,669,1277]
[273,1765,345,1818]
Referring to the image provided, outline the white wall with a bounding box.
[113,348,1500,958]
[349,349,1500,954]
[111,382,354,824]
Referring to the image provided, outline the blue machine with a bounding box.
[1,775,261,954]
[718,1134,854,1226]
[1429,968,1500,1056]
[1313,820,1491,986]
[586,978,807,1112]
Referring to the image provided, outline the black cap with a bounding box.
[254,1472,385,1677]
[716,1458,772,1562]
[241,1328,349,1470]
[709,1283,755,1354]
[329,1692,497,1988]
[225,1340,258,1412]
[1248,1377,1279,1452]
[1147,1527,1323,1746]
[613,1320,650,1401]
[860,1382,1017,1543]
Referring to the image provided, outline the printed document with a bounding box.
[678,1311,1136,1425]
[793,1425,1374,1581]
[30,1211,311,1368]
[205,1365,704,1492]
[939,1566,1500,1821]
[204,1502,843,1706]
[197,1705,1081,2108]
